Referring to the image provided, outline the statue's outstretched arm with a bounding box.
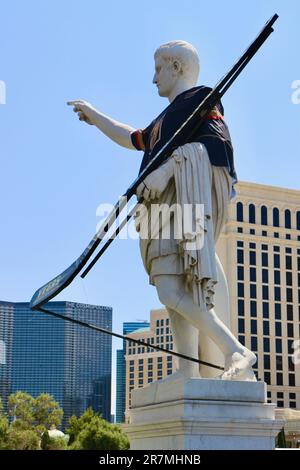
[67,99,136,150]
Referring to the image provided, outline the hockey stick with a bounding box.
[37,306,224,371]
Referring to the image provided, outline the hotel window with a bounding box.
[288,357,295,372]
[273,208,280,227]
[274,254,280,268]
[263,321,269,336]
[250,284,257,299]
[274,287,281,301]
[274,270,281,284]
[274,232,279,238]
[264,355,271,370]
[276,338,282,353]
[238,227,243,233]
[237,266,244,281]
[250,228,255,235]
[264,337,270,352]
[237,249,244,264]
[285,271,293,286]
[286,234,291,240]
[261,206,268,225]
[285,209,291,229]
[287,323,294,338]
[276,356,283,370]
[286,304,293,321]
[238,319,245,333]
[297,211,300,230]
[251,336,257,351]
[249,242,256,249]
[288,340,294,354]
[238,283,244,297]
[275,322,282,337]
[262,286,269,300]
[138,379,143,386]
[286,288,293,302]
[262,269,269,283]
[249,204,256,224]
[249,251,256,265]
[250,267,256,282]
[238,299,244,316]
[264,372,271,385]
[262,253,268,267]
[274,245,280,252]
[277,373,283,386]
[262,302,269,318]
[237,202,243,222]
[251,320,257,335]
[250,301,257,317]
[289,374,295,387]
[286,255,292,270]
[275,303,281,320]
[262,230,267,236]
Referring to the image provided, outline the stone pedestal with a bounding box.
[123,378,284,450]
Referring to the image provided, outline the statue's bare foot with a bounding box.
[222,349,257,381]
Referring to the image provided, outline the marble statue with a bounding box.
[67,40,257,382]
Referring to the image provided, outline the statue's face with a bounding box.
[153,55,179,98]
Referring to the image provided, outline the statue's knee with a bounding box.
[155,276,182,309]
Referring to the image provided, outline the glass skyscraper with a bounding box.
[0,300,112,427]
[115,321,149,423]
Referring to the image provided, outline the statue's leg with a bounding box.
[154,274,257,380]
[198,254,230,378]
[166,305,201,379]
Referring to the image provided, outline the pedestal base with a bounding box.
[123,378,284,450]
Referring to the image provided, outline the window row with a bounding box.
[236,203,300,229]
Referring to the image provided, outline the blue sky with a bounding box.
[0,1,299,414]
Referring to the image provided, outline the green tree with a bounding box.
[0,398,9,450]
[8,391,34,427]
[6,428,40,450]
[8,391,63,430]
[33,393,63,429]
[67,408,130,450]
[41,430,67,450]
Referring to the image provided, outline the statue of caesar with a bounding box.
[68,40,257,382]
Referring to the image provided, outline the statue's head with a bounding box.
[153,40,200,99]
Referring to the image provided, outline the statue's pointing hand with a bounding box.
[136,158,173,201]
[67,100,96,125]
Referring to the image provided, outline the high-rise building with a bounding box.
[217,181,300,410]
[0,301,112,426]
[115,321,149,423]
[124,309,176,417]
[0,302,14,410]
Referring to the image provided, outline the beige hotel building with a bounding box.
[125,181,300,426]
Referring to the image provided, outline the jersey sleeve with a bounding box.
[130,125,151,151]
